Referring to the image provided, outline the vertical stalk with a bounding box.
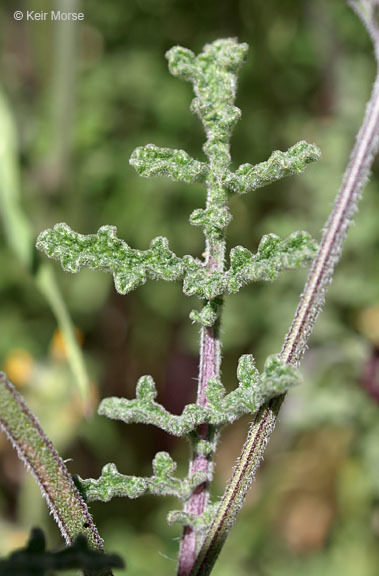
[191,15,379,576]
[178,329,219,576]
[176,39,249,573]
[178,171,227,575]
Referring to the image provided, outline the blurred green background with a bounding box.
[0,0,378,574]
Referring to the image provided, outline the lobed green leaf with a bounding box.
[259,355,301,395]
[36,224,185,295]
[222,355,260,420]
[78,463,147,502]
[166,46,198,81]
[223,354,301,423]
[182,231,317,300]
[227,231,318,290]
[167,503,218,530]
[189,300,220,327]
[97,354,301,439]
[98,375,207,436]
[189,205,232,236]
[225,141,321,194]
[167,39,248,163]
[130,144,208,183]
[183,257,226,300]
[79,452,208,503]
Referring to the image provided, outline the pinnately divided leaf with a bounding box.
[36,224,184,294]
[37,225,317,303]
[98,356,301,435]
[227,231,318,288]
[207,354,301,424]
[78,452,208,503]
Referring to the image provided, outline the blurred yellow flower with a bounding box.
[49,328,83,361]
[4,349,34,388]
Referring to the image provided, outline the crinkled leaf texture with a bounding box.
[79,355,300,506]
[167,503,219,531]
[130,144,208,183]
[184,231,318,300]
[99,355,300,434]
[225,141,321,194]
[36,224,184,294]
[37,224,317,302]
[78,452,208,503]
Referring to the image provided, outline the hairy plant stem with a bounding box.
[178,169,227,574]
[191,20,379,576]
[0,373,112,576]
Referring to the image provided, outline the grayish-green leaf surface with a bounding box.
[183,231,318,300]
[98,357,300,435]
[79,452,208,503]
[224,141,321,194]
[130,144,208,183]
[36,224,184,294]
[37,224,317,302]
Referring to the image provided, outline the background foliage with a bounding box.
[0,0,378,574]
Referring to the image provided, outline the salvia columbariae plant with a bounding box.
[36,37,320,575]
[0,2,377,576]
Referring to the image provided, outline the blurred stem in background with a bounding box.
[0,86,91,412]
[48,0,79,192]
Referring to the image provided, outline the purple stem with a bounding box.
[178,325,220,575]
[178,227,223,575]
